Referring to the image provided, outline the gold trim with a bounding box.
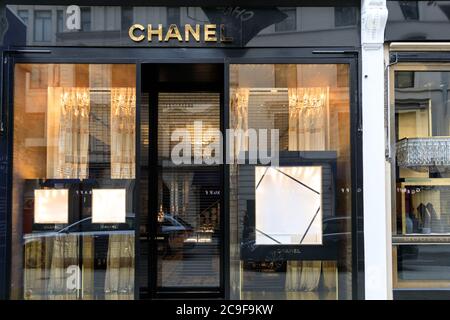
[390,61,450,290]
[393,235,450,244]
[390,42,450,52]
[391,63,450,71]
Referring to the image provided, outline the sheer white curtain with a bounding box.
[47,87,90,179]
[288,87,329,151]
[285,261,336,295]
[230,88,249,158]
[24,238,52,300]
[111,87,136,179]
[286,261,322,291]
[106,87,136,299]
[104,234,135,300]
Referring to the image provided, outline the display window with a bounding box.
[11,63,136,300]
[391,63,450,290]
[229,64,353,300]
[6,57,358,301]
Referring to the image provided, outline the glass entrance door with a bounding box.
[156,92,222,290]
[141,63,224,297]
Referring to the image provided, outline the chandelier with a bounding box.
[289,87,328,110]
[60,88,90,118]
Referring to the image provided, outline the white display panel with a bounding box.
[34,189,69,224]
[92,189,126,223]
[255,166,322,245]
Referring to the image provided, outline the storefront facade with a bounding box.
[386,1,450,300]
[4,0,449,301]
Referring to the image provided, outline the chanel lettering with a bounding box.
[128,24,233,43]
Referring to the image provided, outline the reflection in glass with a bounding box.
[275,8,297,32]
[81,7,92,31]
[17,9,28,26]
[394,245,450,289]
[12,64,136,300]
[33,10,51,42]
[334,7,358,27]
[157,92,221,288]
[6,6,359,47]
[255,166,322,245]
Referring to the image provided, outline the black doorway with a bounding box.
[141,63,225,298]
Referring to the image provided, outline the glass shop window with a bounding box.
[229,64,352,300]
[393,69,450,290]
[11,64,136,300]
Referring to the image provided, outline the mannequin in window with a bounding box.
[417,203,431,234]
[405,211,414,234]
[426,202,442,233]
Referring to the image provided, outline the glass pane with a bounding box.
[157,92,221,288]
[393,70,450,290]
[12,63,137,300]
[229,64,352,300]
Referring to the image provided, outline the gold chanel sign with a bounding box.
[129,24,233,43]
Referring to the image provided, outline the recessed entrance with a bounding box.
[6,49,359,301]
[141,63,224,297]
